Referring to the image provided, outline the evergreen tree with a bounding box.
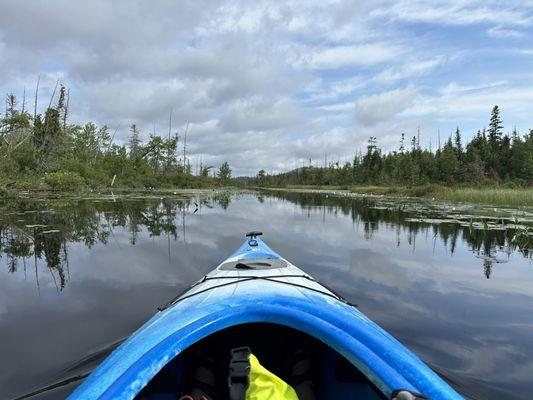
[128,124,142,166]
[33,114,44,149]
[437,138,460,182]
[454,127,463,158]
[362,136,381,183]
[488,105,503,149]
[499,135,512,179]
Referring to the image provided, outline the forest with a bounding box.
[253,106,533,188]
[0,84,232,191]
[1,84,532,194]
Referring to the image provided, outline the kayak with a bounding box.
[68,232,463,400]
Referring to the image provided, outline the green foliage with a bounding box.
[200,164,213,178]
[0,87,233,191]
[43,171,86,192]
[217,161,232,181]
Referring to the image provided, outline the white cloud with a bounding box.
[309,43,402,69]
[373,57,445,83]
[218,96,302,132]
[354,86,419,126]
[406,81,533,119]
[487,26,524,39]
[373,1,533,27]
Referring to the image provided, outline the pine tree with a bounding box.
[500,134,512,179]
[486,106,504,178]
[56,85,69,130]
[128,124,142,166]
[33,114,44,149]
[488,105,503,149]
[454,127,463,157]
[6,93,16,116]
[438,138,460,182]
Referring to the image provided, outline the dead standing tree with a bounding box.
[35,79,63,172]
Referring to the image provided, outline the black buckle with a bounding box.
[228,347,251,400]
[245,231,263,238]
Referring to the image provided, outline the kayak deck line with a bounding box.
[157,274,356,312]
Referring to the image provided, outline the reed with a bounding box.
[347,185,533,206]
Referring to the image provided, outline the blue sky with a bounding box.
[0,0,532,175]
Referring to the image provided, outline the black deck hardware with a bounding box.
[245,231,263,237]
[229,347,251,400]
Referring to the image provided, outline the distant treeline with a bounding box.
[0,84,232,190]
[253,106,533,187]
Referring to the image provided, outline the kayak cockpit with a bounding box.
[135,323,386,400]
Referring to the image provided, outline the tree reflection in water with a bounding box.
[261,190,531,279]
[0,193,232,291]
[1,190,531,290]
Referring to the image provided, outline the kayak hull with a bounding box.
[68,236,462,400]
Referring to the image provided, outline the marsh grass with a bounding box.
[431,187,533,206]
[346,185,533,206]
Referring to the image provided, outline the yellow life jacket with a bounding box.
[245,353,299,400]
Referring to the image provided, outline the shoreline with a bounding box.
[261,185,533,207]
[2,182,532,207]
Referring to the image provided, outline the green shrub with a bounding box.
[43,171,86,192]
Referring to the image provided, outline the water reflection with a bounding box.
[1,190,532,400]
[259,190,531,278]
[2,191,530,290]
[0,193,233,291]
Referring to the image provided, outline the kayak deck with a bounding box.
[68,233,462,400]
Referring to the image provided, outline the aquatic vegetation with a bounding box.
[429,187,533,206]
[511,225,532,255]
[346,185,533,206]
[262,188,533,270]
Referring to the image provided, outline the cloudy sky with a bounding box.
[1,0,532,175]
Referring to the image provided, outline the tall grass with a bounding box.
[432,187,533,206]
[347,185,533,206]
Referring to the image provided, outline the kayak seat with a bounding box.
[135,323,386,400]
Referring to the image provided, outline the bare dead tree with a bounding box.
[34,75,40,122]
[183,121,189,172]
[168,109,172,140]
[37,79,61,172]
[107,124,120,152]
[62,88,69,130]
[4,134,32,158]
[48,79,59,110]
[22,87,26,115]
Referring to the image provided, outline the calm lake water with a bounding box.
[1,190,532,400]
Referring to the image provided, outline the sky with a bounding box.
[0,0,532,176]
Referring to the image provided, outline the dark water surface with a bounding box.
[1,190,532,400]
